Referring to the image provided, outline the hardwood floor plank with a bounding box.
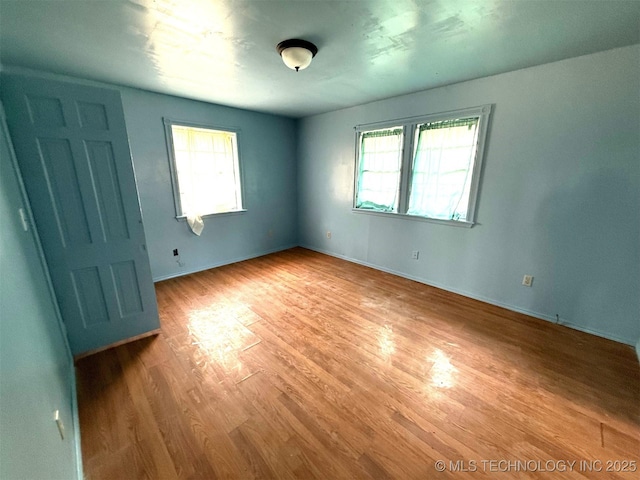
[77,247,640,479]
[358,452,394,480]
[110,347,180,479]
[229,424,277,479]
[602,422,640,458]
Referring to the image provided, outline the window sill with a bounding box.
[351,208,474,228]
[175,209,247,221]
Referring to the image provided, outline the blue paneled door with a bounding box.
[2,75,160,355]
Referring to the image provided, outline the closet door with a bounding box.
[2,75,160,355]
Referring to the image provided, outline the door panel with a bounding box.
[37,137,93,246]
[110,260,144,317]
[26,95,66,127]
[84,140,130,241]
[2,75,160,355]
[77,101,109,130]
[70,267,110,327]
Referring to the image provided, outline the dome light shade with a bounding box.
[277,39,318,72]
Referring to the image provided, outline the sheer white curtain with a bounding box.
[408,118,479,220]
[172,126,241,235]
[355,127,403,212]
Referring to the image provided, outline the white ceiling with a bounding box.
[1,0,639,118]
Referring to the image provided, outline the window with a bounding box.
[355,126,404,212]
[164,120,244,217]
[354,105,491,225]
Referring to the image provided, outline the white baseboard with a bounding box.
[152,243,298,282]
[300,244,635,347]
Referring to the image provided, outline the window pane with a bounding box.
[408,117,479,220]
[172,127,189,150]
[170,125,242,216]
[355,127,403,212]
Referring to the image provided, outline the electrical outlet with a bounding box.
[412,250,419,260]
[173,248,179,256]
[326,231,332,239]
[522,274,533,287]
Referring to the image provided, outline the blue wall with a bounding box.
[0,113,81,478]
[120,88,298,281]
[297,45,640,346]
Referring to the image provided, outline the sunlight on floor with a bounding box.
[429,348,457,389]
[378,324,397,360]
[186,306,259,382]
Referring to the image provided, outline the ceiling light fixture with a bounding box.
[276,39,318,72]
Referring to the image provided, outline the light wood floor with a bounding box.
[76,247,639,479]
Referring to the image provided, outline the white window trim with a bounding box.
[352,105,492,227]
[163,118,247,220]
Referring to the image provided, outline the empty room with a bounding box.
[0,0,638,479]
